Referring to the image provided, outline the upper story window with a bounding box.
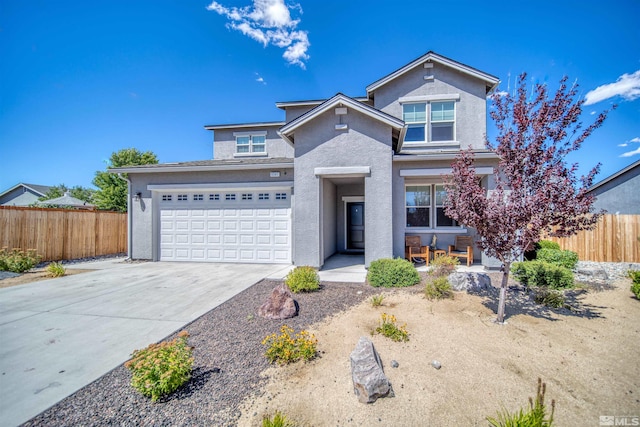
[402,101,455,143]
[405,184,459,228]
[235,132,266,155]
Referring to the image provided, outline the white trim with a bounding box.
[233,131,267,137]
[147,181,294,192]
[400,167,493,177]
[403,227,467,234]
[342,196,365,202]
[399,94,460,103]
[314,166,371,177]
[205,121,285,130]
[233,152,268,158]
[111,162,294,174]
[393,151,499,161]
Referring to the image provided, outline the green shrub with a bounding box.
[425,276,453,300]
[487,378,555,427]
[285,266,320,293]
[536,248,578,269]
[629,270,640,299]
[428,255,459,277]
[367,258,420,288]
[125,331,194,402]
[262,325,318,365]
[263,410,294,427]
[536,240,561,251]
[370,294,385,307]
[511,261,574,289]
[46,262,66,277]
[0,248,41,273]
[533,287,566,308]
[374,313,409,342]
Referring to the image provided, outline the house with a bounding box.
[111,51,501,268]
[37,192,96,210]
[0,183,52,206]
[587,159,640,215]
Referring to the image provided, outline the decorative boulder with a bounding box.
[448,272,492,292]
[257,283,298,319]
[350,337,394,403]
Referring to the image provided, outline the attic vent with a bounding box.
[423,62,434,69]
[335,107,347,115]
[335,123,348,131]
[424,75,434,81]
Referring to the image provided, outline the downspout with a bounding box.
[116,173,132,260]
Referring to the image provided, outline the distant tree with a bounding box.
[39,184,95,203]
[444,73,612,323]
[93,148,158,212]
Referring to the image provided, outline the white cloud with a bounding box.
[255,73,266,84]
[207,0,310,68]
[620,147,640,157]
[584,70,640,105]
[619,137,640,147]
[631,137,640,143]
[619,143,628,147]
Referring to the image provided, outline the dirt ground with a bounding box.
[238,279,640,426]
[0,268,94,288]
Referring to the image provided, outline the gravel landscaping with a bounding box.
[21,279,380,426]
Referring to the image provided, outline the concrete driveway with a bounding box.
[0,259,290,427]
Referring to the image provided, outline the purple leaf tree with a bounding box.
[444,73,611,323]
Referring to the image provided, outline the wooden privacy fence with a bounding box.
[0,206,127,262]
[547,214,640,263]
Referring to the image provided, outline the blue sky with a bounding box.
[1,0,639,193]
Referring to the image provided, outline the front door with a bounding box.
[347,202,365,250]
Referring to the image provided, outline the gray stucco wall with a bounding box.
[284,105,316,123]
[213,126,293,160]
[128,167,294,260]
[292,108,394,268]
[373,62,488,151]
[589,166,640,214]
[322,180,337,260]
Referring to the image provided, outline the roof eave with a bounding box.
[108,161,294,174]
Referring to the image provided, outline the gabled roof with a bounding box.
[275,97,369,110]
[39,193,95,209]
[588,159,640,192]
[0,183,52,198]
[204,121,285,131]
[278,93,405,145]
[366,51,500,96]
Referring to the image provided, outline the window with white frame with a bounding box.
[402,101,455,143]
[177,194,188,201]
[235,132,266,154]
[258,193,269,200]
[275,193,287,200]
[193,194,203,201]
[241,193,253,200]
[162,194,172,202]
[225,193,236,201]
[209,194,220,201]
[405,184,459,228]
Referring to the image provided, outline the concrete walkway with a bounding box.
[0,259,289,427]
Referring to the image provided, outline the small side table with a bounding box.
[433,249,446,259]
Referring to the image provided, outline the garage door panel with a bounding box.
[160,193,290,263]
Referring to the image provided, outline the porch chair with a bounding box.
[448,235,474,267]
[405,236,430,265]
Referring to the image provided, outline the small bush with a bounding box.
[629,270,640,299]
[262,325,318,365]
[367,258,420,288]
[370,294,385,307]
[374,313,409,342]
[46,262,66,277]
[0,248,41,273]
[425,276,453,300]
[125,331,194,402]
[536,248,579,270]
[263,411,294,427]
[487,378,555,427]
[512,261,574,289]
[533,287,566,308]
[285,266,319,293]
[428,255,459,277]
[536,240,561,251]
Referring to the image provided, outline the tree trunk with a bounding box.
[496,262,511,323]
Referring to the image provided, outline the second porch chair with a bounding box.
[405,235,430,265]
[448,235,474,267]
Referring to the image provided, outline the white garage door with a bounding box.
[159,190,291,263]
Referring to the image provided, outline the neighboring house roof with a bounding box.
[203,121,286,131]
[365,51,500,96]
[278,93,405,145]
[40,192,95,209]
[588,159,640,192]
[110,157,294,174]
[0,182,52,198]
